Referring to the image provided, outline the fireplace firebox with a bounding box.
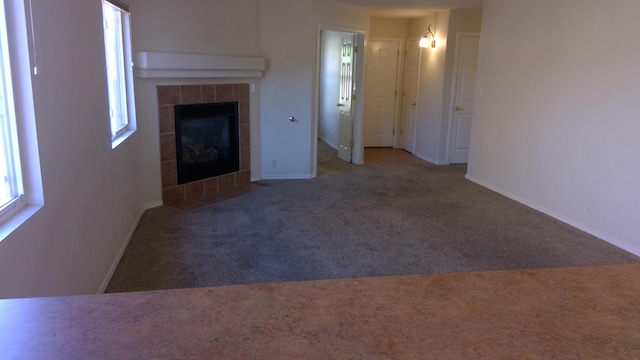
[174,102,239,184]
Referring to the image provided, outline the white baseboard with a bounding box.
[144,200,163,209]
[465,174,640,257]
[97,201,161,294]
[260,174,313,180]
[318,136,337,150]
[415,153,438,165]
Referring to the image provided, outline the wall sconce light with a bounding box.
[419,25,436,48]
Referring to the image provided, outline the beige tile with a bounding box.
[158,106,175,135]
[160,134,176,162]
[235,171,251,186]
[240,147,250,171]
[205,178,218,195]
[216,84,234,102]
[181,85,202,104]
[238,100,250,125]
[234,83,249,101]
[162,186,184,206]
[184,181,205,201]
[202,85,216,103]
[161,161,177,188]
[218,174,235,191]
[240,123,250,149]
[157,86,180,106]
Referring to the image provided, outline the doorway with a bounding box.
[448,33,480,164]
[401,38,421,154]
[363,39,401,148]
[316,28,365,174]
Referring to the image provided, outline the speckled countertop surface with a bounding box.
[2,263,640,359]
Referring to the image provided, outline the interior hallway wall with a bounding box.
[408,12,450,164]
[438,7,483,164]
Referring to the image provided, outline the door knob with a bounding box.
[455,106,463,111]
[411,102,416,106]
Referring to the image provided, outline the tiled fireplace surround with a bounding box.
[157,83,250,207]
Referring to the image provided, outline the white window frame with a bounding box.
[0,0,43,239]
[0,0,23,221]
[102,0,136,148]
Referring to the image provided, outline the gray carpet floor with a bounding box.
[106,145,639,293]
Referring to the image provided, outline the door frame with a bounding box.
[365,37,404,148]
[401,36,422,154]
[313,24,367,176]
[446,32,480,164]
[338,33,356,163]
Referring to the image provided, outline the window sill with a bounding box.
[111,128,136,149]
[0,204,42,242]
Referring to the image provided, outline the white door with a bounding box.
[401,39,421,153]
[449,34,480,164]
[338,34,356,163]
[364,40,399,147]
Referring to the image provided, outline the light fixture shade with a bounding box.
[419,36,429,48]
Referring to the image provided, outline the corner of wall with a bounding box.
[97,201,161,294]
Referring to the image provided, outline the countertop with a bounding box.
[2,263,640,359]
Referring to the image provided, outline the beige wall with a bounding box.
[258,0,315,178]
[314,0,370,29]
[468,0,640,254]
[369,17,408,39]
[0,0,148,298]
[131,0,260,55]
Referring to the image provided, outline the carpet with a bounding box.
[106,150,638,293]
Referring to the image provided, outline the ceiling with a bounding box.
[337,0,484,18]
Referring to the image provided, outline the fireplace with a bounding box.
[158,84,250,207]
[175,102,239,184]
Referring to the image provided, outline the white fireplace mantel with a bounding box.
[133,51,266,79]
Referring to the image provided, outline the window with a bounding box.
[102,0,136,147]
[0,0,24,220]
[0,0,41,236]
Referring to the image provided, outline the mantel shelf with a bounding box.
[133,51,266,79]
